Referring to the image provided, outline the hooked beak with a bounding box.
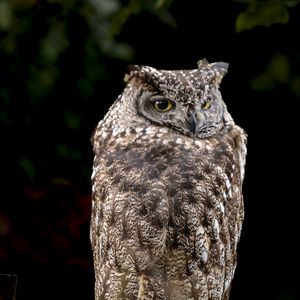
[189,109,202,135]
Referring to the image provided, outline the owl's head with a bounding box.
[123,59,234,138]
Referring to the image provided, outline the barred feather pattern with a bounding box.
[91,60,247,300]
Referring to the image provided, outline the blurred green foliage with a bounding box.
[0,0,175,102]
[251,53,290,91]
[232,0,300,107]
[235,0,300,32]
[250,51,300,96]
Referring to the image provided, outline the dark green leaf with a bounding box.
[236,1,290,32]
[19,157,36,180]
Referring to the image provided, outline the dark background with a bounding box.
[0,0,299,299]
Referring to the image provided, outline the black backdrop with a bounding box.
[0,1,299,299]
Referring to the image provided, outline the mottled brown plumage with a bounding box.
[91,59,247,300]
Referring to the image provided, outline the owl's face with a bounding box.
[123,59,234,138]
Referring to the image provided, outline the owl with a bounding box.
[90,59,247,300]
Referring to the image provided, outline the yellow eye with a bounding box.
[153,99,175,112]
[201,99,211,110]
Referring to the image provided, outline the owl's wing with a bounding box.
[90,136,172,298]
[149,126,247,299]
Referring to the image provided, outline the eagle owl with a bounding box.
[90,59,247,300]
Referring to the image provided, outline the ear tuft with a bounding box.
[212,62,229,76]
[197,58,209,69]
[124,65,141,83]
[211,62,229,86]
[198,59,229,86]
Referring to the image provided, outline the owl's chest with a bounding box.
[98,131,219,179]
[95,130,237,218]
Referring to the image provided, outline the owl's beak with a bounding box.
[189,110,202,135]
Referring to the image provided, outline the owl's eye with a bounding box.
[201,99,211,110]
[153,99,175,112]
